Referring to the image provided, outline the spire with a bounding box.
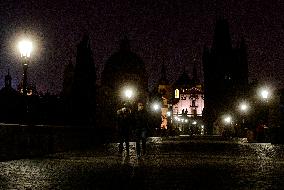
[5,69,12,88]
[212,18,232,53]
[239,36,247,52]
[119,35,130,52]
[80,33,90,49]
[159,63,169,85]
[65,59,74,73]
[192,61,199,85]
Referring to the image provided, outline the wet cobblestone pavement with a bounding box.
[1,137,284,189]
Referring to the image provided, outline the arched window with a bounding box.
[175,89,179,99]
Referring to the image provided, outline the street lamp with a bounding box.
[238,101,250,137]
[152,103,160,112]
[258,87,272,128]
[224,115,232,124]
[124,88,134,100]
[258,87,271,103]
[18,39,32,96]
[239,102,249,113]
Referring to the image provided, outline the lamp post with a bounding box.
[223,115,233,138]
[18,40,32,96]
[238,101,249,137]
[258,87,271,126]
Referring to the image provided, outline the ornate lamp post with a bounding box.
[18,40,32,96]
[258,87,271,126]
[238,101,250,137]
[223,115,233,137]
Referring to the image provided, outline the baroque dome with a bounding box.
[102,37,147,90]
[104,50,146,75]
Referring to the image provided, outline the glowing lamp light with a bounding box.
[239,102,249,113]
[152,103,160,111]
[124,89,133,99]
[240,104,248,111]
[167,111,171,117]
[224,116,232,124]
[260,89,269,100]
[18,40,32,58]
[192,121,197,125]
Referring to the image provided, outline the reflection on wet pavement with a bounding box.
[1,138,284,189]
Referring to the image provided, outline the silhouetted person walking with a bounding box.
[117,105,132,154]
[134,102,149,157]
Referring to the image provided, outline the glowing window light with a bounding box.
[175,89,179,98]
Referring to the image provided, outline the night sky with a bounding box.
[0,0,283,94]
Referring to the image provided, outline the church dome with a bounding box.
[104,50,146,75]
[102,37,147,89]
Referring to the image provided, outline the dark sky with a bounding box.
[0,0,283,94]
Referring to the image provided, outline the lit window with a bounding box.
[175,89,179,98]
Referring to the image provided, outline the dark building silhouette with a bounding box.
[99,36,148,132]
[101,36,148,107]
[0,70,22,122]
[62,60,74,98]
[202,19,249,134]
[70,34,97,125]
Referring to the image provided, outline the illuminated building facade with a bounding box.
[171,65,204,133]
[157,63,205,134]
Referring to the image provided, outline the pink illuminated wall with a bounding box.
[172,87,204,117]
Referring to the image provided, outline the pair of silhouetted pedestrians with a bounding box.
[116,102,149,157]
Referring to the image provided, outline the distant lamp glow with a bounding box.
[124,88,133,99]
[18,40,33,58]
[152,103,160,111]
[260,89,269,100]
[258,87,272,102]
[166,111,171,117]
[192,121,197,125]
[239,102,249,113]
[224,116,232,124]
